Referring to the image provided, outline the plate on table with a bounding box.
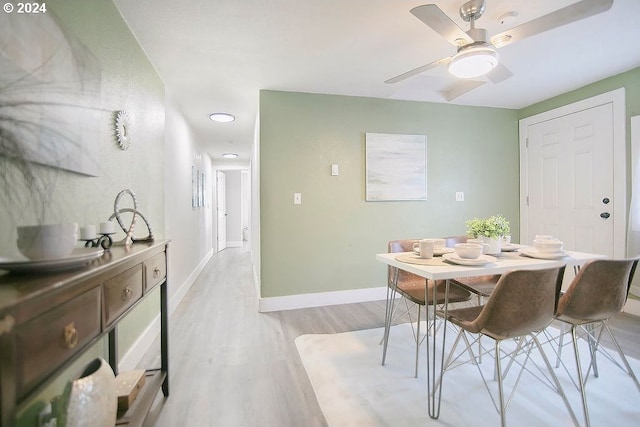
[434,247,455,256]
[501,244,519,252]
[519,248,569,260]
[0,248,104,273]
[442,253,497,266]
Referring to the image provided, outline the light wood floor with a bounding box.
[141,245,640,427]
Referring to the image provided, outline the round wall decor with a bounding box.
[114,111,131,150]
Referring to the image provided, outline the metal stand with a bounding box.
[81,233,114,250]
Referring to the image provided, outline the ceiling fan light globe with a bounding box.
[448,46,498,79]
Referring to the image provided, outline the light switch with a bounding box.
[456,192,465,202]
[294,193,302,205]
[331,164,339,176]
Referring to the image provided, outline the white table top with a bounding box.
[376,248,607,281]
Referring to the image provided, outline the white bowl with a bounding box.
[17,223,78,238]
[17,233,78,260]
[454,243,483,259]
[533,239,564,253]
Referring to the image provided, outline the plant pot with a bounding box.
[477,236,502,255]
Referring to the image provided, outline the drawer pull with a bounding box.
[122,287,134,302]
[0,314,15,335]
[63,322,79,349]
[153,267,161,278]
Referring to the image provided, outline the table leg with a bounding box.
[381,267,399,366]
[425,279,449,418]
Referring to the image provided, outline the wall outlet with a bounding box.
[294,193,302,204]
[331,164,339,176]
[455,192,464,202]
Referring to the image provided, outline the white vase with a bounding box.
[65,358,117,427]
[478,236,502,255]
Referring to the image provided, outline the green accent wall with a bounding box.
[519,67,640,120]
[260,91,519,298]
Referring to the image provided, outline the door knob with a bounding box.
[600,212,610,219]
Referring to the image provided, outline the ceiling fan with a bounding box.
[385,0,613,101]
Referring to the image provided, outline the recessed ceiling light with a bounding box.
[209,113,235,123]
[222,153,238,159]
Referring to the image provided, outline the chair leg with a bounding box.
[586,324,599,378]
[414,304,421,378]
[531,333,581,427]
[495,340,507,427]
[570,325,591,427]
[601,322,640,393]
[556,325,566,368]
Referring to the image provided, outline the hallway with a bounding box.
[141,246,388,426]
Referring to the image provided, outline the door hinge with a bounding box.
[526,196,529,206]
[525,138,529,148]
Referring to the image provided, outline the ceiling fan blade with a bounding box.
[491,0,613,48]
[410,4,474,47]
[486,63,513,84]
[385,57,451,84]
[441,80,486,102]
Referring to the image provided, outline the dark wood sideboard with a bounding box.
[0,240,170,427]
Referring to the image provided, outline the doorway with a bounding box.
[216,168,251,252]
[519,88,626,258]
[216,170,227,252]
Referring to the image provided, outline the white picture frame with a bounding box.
[365,133,427,201]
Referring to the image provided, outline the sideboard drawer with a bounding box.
[15,287,101,399]
[103,265,143,327]
[144,252,166,293]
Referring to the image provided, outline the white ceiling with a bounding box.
[113,0,640,164]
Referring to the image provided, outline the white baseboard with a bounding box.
[258,285,388,313]
[119,248,214,371]
[624,296,640,317]
[169,248,214,314]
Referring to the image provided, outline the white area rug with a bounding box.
[295,323,640,427]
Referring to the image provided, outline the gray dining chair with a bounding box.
[437,265,580,427]
[553,258,640,427]
[381,239,472,377]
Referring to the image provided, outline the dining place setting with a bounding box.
[394,233,569,268]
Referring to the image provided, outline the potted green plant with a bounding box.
[466,214,510,239]
[466,215,510,255]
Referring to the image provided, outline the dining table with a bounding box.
[375,245,607,419]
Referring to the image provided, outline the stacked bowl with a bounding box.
[17,223,78,260]
[533,238,564,253]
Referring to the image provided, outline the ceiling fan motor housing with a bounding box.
[465,27,488,45]
[459,0,486,22]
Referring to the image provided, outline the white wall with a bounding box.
[164,91,214,312]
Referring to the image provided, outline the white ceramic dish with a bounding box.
[17,223,78,237]
[442,253,497,266]
[519,248,569,260]
[17,234,78,260]
[434,247,455,256]
[533,239,564,253]
[0,248,104,273]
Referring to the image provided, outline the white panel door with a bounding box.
[526,103,614,255]
[216,170,227,252]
